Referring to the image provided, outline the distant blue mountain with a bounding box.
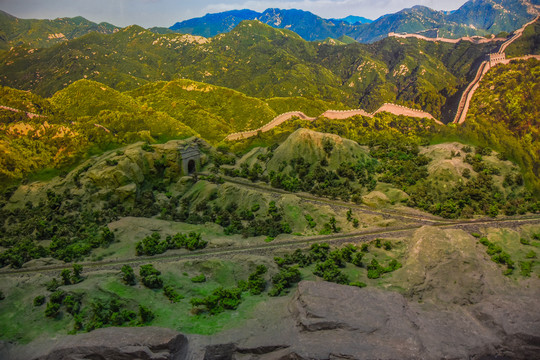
[331,15,372,24]
[170,8,368,41]
[170,9,260,37]
[169,1,538,43]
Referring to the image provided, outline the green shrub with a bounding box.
[63,294,82,315]
[61,269,71,285]
[141,143,154,152]
[190,287,243,315]
[350,282,367,288]
[525,250,536,259]
[351,252,363,267]
[121,265,136,285]
[313,259,349,284]
[44,302,60,318]
[139,264,163,289]
[519,261,533,277]
[33,295,46,306]
[50,290,65,304]
[72,264,83,283]
[141,274,163,289]
[163,285,183,303]
[138,304,155,324]
[520,238,530,245]
[190,274,206,283]
[339,244,357,262]
[269,266,301,296]
[246,265,267,295]
[304,214,316,228]
[45,278,60,292]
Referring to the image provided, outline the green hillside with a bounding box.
[51,80,142,116]
[0,20,497,120]
[459,58,540,193]
[505,20,540,58]
[0,82,197,183]
[126,79,277,142]
[0,10,118,50]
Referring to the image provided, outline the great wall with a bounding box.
[226,15,540,140]
[226,104,442,140]
[1,16,538,141]
[0,105,45,119]
[452,15,539,124]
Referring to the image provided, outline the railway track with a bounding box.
[202,173,452,224]
[1,215,538,276]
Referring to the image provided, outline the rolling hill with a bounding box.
[0,19,499,121]
[0,10,118,50]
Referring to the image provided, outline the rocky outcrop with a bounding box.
[1,327,188,360]
[3,280,539,359]
[198,280,540,359]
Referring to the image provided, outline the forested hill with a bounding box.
[0,10,118,50]
[0,20,499,120]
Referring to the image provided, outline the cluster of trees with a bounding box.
[139,264,164,289]
[479,237,515,275]
[36,264,155,331]
[190,265,269,315]
[122,264,184,304]
[272,241,401,287]
[0,187,117,268]
[409,168,538,219]
[190,287,243,315]
[366,258,402,279]
[169,196,293,239]
[238,265,268,295]
[369,140,429,188]
[135,232,207,256]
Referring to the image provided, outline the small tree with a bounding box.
[72,264,83,283]
[121,265,136,285]
[45,302,60,318]
[34,295,46,306]
[61,269,71,285]
[323,139,334,156]
[139,305,155,324]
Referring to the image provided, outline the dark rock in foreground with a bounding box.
[0,327,188,360]
[2,281,539,359]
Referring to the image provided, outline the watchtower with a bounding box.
[488,53,506,65]
[179,144,201,175]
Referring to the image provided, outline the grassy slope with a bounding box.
[505,20,540,58]
[0,10,118,50]
[126,79,277,142]
[460,58,540,193]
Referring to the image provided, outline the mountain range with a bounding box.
[169,0,539,42]
[0,10,118,50]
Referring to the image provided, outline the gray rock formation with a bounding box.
[1,327,188,360]
[2,281,539,359]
